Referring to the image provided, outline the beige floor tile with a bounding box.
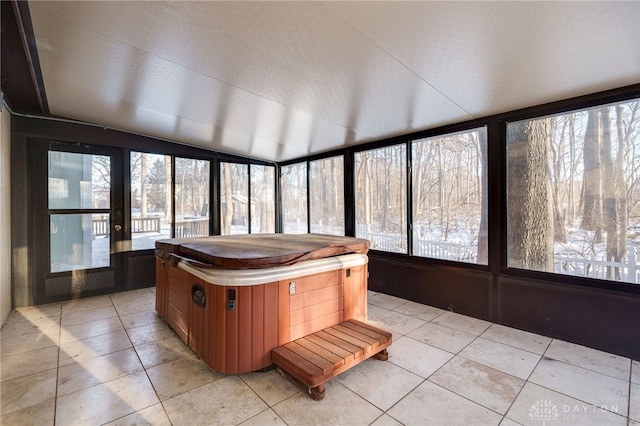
[146,356,223,401]
[126,321,178,347]
[134,334,196,369]
[109,288,154,304]
[3,303,61,325]
[367,291,408,310]
[0,316,60,339]
[370,413,404,426]
[113,297,156,317]
[163,375,268,425]
[0,369,57,416]
[60,315,125,344]
[241,369,300,406]
[529,357,629,414]
[507,382,627,425]
[407,321,477,354]
[119,309,164,330]
[498,417,522,426]
[388,335,453,378]
[57,348,144,396]
[58,329,132,366]
[1,345,59,382]
[633,360,640,384]
[481,324,552,355]
[273,380,383,426]
[367,305,426,335]
[544,339,631,380]
[0,396,55,426]
[431,310,492,336]
[238,408,288,426]
[61,295,114,314]
[630,381,640,423]
[335,356,424,411]
[104,403,171,426]
[55,371,159,426]
[61,305,118,327]
[392,300,446,322]
[0,328,59,357]
[387,380,503,425]
[459,337,541,380]
[429,356,525,414]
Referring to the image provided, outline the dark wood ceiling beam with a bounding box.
[1,0,48,115]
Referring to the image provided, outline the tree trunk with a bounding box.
[222,164,234,235]
[507,118,554,271]
[581,110,603,242]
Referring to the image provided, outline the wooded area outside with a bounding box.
[309,156,345,236]
[130,152,209,249]
[507,99,640,283]
[221,162,276,235]
[281,162,307,234]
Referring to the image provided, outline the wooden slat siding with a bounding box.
[225,286,239,374]
[289,297,343,326]
[314,330,364,357]
[238,286,253,373]
[167,267,190,344]
[343,265,367,321]
[263,282,279,367]
[188,278,204,358]
[304,333,355,361]
[251,284,265,371]
[289,284,342,311]
[341,320,391,343]
[214,285,226,372]
[290,311,343,342]
[342,267,353,321]
[295,337,346,368]
[283,341,335,375]
[277,280,290,345]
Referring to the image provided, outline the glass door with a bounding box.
[36,142,124,302]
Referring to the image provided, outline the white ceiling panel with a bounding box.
[28,1,640,162]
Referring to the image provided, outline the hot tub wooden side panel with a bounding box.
[155,257,369,375]
[343,264,368,322]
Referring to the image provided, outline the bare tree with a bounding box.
[507,118,554,271]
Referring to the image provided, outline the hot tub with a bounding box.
[155,234,370,374]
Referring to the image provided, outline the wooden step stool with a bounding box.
[271,319,392,400]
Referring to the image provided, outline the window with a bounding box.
[309,156,344,235]
[412,127,488,264]
[48,151,111,272]
[130,152,172,250]
[506,100,640,284]
[281,163,307,234]
[221,162,248,235]
[355,145,407,253]
[250,164,275,233]
[175,157,210,238]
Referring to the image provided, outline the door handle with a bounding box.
[114,224,122,232]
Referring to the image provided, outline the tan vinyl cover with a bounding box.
[155,233,370,269]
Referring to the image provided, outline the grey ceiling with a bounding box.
[29,1,640,162]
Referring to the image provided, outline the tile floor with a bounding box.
[1,288,638,425]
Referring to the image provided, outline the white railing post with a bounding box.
[628,247,638,284]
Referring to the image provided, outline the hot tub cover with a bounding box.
[155,233,370,269]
